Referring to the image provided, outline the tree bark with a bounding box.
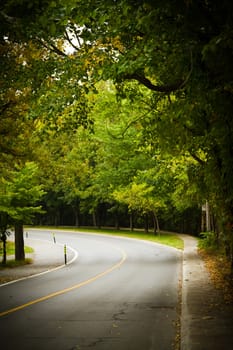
[14,222,25,261]
[2,233,7,264]
[73,207,80,227]
[144,214,149,233]
[152,211,160,235]
[206,200,211,231]
[129,213,134,231]
[92,211,97,227]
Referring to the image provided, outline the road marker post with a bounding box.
[52,233,56,244]
[64,244,67,265]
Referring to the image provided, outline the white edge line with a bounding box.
[0,241,78,288]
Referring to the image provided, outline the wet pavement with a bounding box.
[1,232,233,349]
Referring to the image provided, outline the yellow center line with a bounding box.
[0,247,127,318]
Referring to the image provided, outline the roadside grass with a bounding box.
[28,226,184,250]
[0,258,33,268]
[0,241,34,268]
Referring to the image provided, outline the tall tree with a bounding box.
[1,0,233,261]
[0,162,45,260]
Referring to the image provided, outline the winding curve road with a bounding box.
[0,229,182,350]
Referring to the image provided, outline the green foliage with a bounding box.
[0,162,45,223]
[198,232,220,251]
[1,0,233,246]
[0,258,33,268]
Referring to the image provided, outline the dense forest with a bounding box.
[1,1,233,263]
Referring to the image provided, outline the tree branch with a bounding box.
[64,29,80,51]
[73,26,82,48]
[125,51,193,93]
[37,38,67,57]
[189,151,206,165]
[50,42,67,57]
[106,110,151,140]
[124,73,184,93]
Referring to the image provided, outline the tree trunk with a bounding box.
[92,211,97,227]
[15,222,25,261]
[54,211,60,226]
[144,214,149,233]
[226,238,233,274]
[129,213,134,232]
[2,233,7,264]
[152,211,160,235]
[229,233,233,274]
[115,216,120,230]
[73,207,80,227]
[206,200,211,231]
[201,205,206,232]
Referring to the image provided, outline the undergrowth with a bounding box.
[198,231,233,304]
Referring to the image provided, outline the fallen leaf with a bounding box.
[202,315,214,320]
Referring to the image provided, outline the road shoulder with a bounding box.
[179,234,233,350]
[0,238,68,285]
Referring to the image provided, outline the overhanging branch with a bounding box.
[64,29,80,51]
[124,73,184,93]
[37,38,67,57]
[125,51,193,93]
[189,151,206,165]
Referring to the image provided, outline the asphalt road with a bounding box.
[0,229,182,350]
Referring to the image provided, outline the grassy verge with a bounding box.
[28,226,184,250]
[0,241,34,255]
[0,258,33,268]
[0,241,34,268]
